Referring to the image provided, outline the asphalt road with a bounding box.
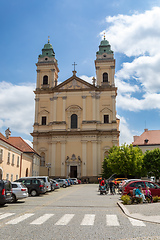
[0,184,160,240]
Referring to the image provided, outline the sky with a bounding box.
[1,0,160,146]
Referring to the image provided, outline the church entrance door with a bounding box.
[70,166,77,178]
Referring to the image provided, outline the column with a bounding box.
[92,140,98,176]
[49,142,56,176]
[50,97,54,123]
[61,141,66,176]
[96,95,100,122]
[51,69,55,87]
[82,141,87,176]
[36,70,40,89]
[34,98,39,124]
[53,97,57,121]
[62,96,67,121]
[97,140,101,175]
[92,95,96,121]
[82,96,86,121]
[111,95,116,122]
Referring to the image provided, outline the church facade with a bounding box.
[31,37,119,181]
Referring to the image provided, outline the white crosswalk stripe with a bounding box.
[30,214,54,225]
[55,214,75,225]
[6,213,34,225]
[128,217,146,226]
[0,212,147,227]
[0,213,15,220]
[106,214,120,226]
[80,214,95,225]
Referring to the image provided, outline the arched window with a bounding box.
[71,114,77,129]
[103,72,108,82]
[43,75,48,85]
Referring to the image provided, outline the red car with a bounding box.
[122,180,160,196]
[78,179,81,184]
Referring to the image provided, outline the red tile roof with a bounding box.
[132,129,160,146]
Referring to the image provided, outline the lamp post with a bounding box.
[46,163,51,177]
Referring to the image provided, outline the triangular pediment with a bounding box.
[55,75,95,91]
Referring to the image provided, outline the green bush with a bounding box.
[121,195,131,205]
[153,196,159,202]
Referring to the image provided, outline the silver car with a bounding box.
[55,179,68,188]
[11,182,28,203]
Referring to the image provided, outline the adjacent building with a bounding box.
[31,37,120,181]
[0,128,40,181]
[132,128,160,153]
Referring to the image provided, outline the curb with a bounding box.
[117,201,160,224]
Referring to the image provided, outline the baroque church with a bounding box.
[31,36,120,182]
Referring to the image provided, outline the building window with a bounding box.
[12,154,15,165]
[7,152,10,164]
[6,173,9,180]
[0,149,3,163]
[43,75,48,85]
[103,72,108,82]
[17,156,20,167]
[71,114,77,129]
[42,116,47,125]
[11,174,13,182]
[16,175,18,180]
[104,115,109,123]
[40,154,45,166]
[26,168,28,177]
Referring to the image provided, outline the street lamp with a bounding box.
[46,163,51,177]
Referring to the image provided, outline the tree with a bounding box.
[102,144,144,179]
[143,148,160,181]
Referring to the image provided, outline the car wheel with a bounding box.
[11,194,17,203]
[52,186,55,191]
[63,184,66,188]
[30,190,37,197]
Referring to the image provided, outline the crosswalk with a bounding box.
[0,212,146,227]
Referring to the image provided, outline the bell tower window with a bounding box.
[103,73,108,82]
[43,75,48,85]
[71,114,77,129]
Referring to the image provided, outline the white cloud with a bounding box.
[118,115,133,145]
[104,7,160,57]
[0,81,35,136]
[100,7,160,113]
[79,75,93,84]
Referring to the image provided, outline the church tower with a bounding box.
[31,37,119,181]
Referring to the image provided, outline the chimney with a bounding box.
[144,128,148,132]
[133,136,139,142]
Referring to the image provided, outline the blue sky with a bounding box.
[1,0,160,145]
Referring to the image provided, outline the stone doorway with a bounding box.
[70,166,77,178]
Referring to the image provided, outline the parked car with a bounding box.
[78,179,81,184]
[16,178,46,196]
[11,182,28,203]
[49,179,55,191]
[50,179,60,190]
[69,179,74,185]
[66,179,71,186]
[70,178,78,184]
[0,180,12,206]
[112,178,128,185]
[122,180,160,196]
[55,179,68,188]
[36,176,51,192]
